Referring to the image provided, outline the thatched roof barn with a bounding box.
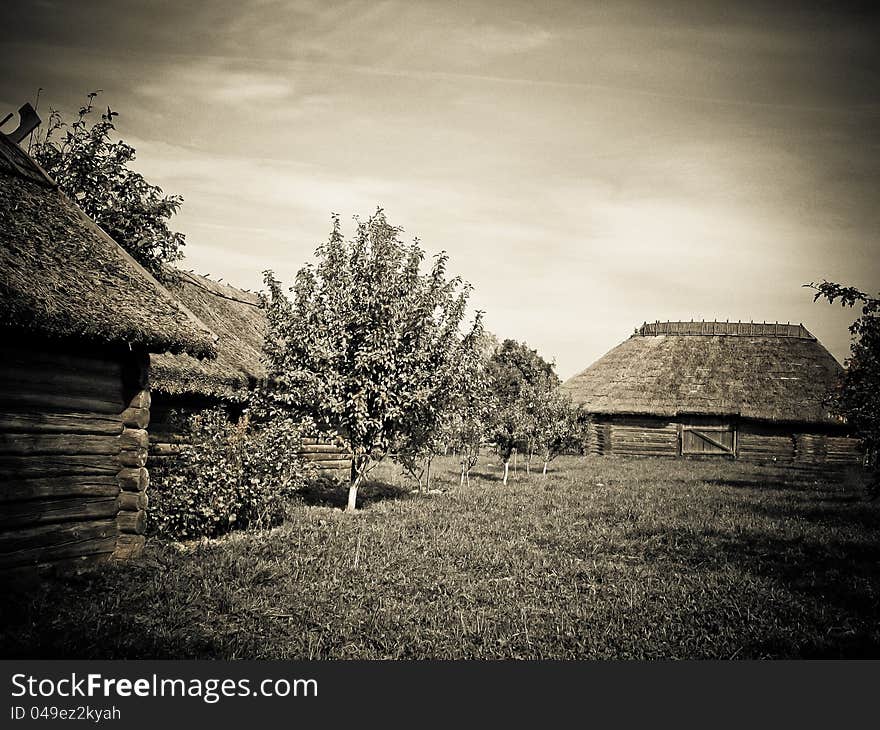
[148,271,351,478]
[0,132,217,570]
[151,271,266,402]
[563,321,861,464]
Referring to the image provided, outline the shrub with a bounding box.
[149,407,313,539]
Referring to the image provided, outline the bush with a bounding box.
[149,407,313,539]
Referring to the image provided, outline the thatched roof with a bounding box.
[562,321,844,425]
[0,135,216,358]
[150,271,266,400]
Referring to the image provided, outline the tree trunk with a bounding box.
[460,463,465,488]
[513,449,517,478]
[347,457,365,512]
[503,459,510,486]
[542,460,548,476]
[426,456,433,492]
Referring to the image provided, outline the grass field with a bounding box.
[2,456,879,659]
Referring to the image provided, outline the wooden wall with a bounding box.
[0,340,150,571]
[586,414,862,465]
[586,416,679,458]
[148,393,352,479]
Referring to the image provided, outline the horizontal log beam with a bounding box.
[149,443,181,457]
[117,467,148,492]
[0,433,120,456]
[120,429,149,450]
[0,475,118,503]
[309,459,353,470]
[1,346,124,378]
[0,391,125,415]
[113,534,145,560]
[0,535,118,569]
[117,491,148,511]
[118,448,148,468]
[0,455,119,478]
[298,444,348,454]
[0,411,123,436]
[300,451,350,462]
[0,368,125,401]
[0,496,119,530]
[117,510,146,535]
[0,518,118,554]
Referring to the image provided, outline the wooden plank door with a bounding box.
[680,423,735,456]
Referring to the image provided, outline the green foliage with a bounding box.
[485,339,559,464]
[810,281,880,474]
[31,91,185,279]
[536,389,587,471]
[149,407,311,539]
[262,209,483,502]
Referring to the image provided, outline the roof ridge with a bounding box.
[175,270,263,309]
[636,321,814,339]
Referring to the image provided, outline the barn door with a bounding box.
[680,422,736,456]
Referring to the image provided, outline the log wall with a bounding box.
[148,394,352,479]
[586,414,862,465]
[587,416,678,458]
[0,340,150,570]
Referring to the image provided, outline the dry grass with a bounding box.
[2,456,878,659]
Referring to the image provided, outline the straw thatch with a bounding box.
[150,272,266,400]
[0,135,216,358]
[563,321,844,425]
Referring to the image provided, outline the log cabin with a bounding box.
[562,321,862,464]
[0,132,217,571]
[149,271,352,478]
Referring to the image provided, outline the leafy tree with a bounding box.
[31,91,185,279]
[486,339,559,484]
[262,209,483,510]
[810,281,880,492]
[535,389,586,476]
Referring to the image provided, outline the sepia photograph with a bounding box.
[1,0,879,694]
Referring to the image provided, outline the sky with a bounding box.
[2,0,878,378]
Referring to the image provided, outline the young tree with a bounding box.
[810,281,880,492]
[262,210,483,510]
[31,92,185,279]
[486,339,559,485]
[535,389,586,476]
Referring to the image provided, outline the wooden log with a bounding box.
[0,518,118,554]
[0,535,118,569]
[113,534,145,560]
[0,391,125,415]
[300,451,350,462]
[298,444,348,454]
[117,510,146,535]
[0,411,123,436]
[0,454,119,478]
[118,448,148,468]
[149,443,182,457]
[0,346,124,379]
[119,428,149,450]
[310,459,353,470]
[0,433,120,456]
[120,407,150,429]
[127,389,151,410]
[117,467,148,492]
[0,496,119,530]
[0,367,125,401]
[0,474,119,503]
[117,490,148,511]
